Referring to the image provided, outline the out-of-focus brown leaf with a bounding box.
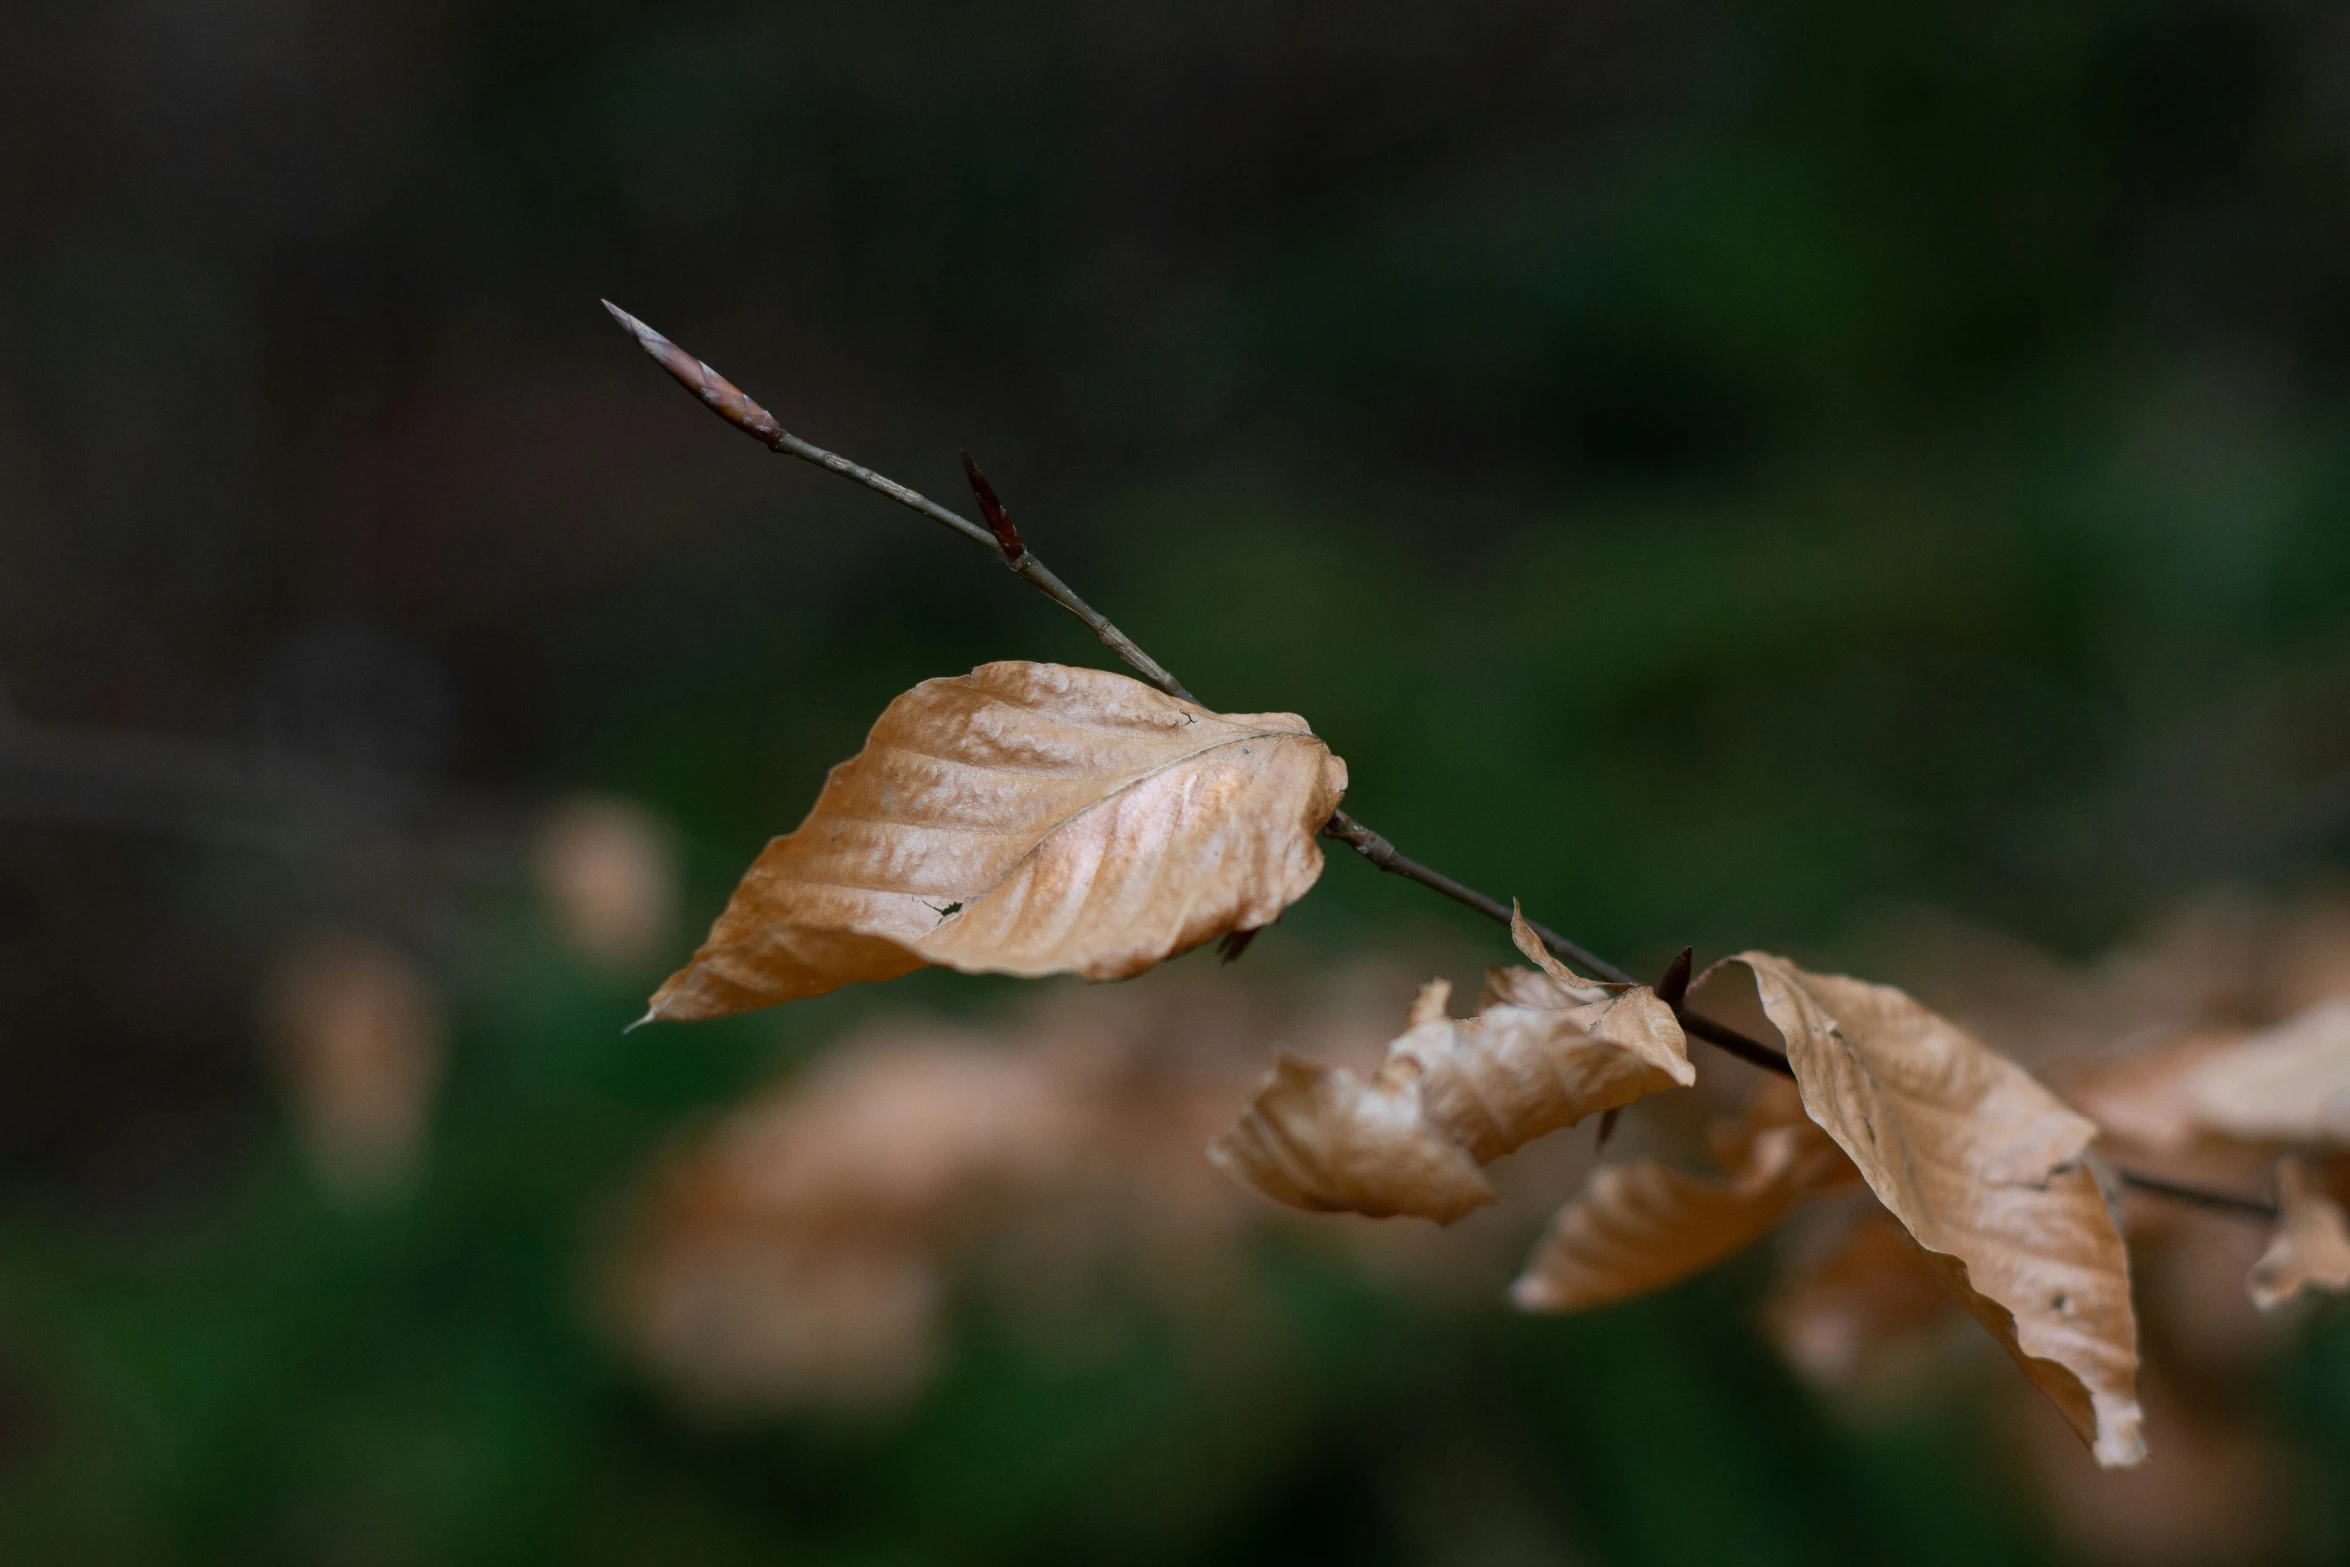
[1511,1078,1851,1311]
[609,1025,1092,1414]
[1692,954,2147,1468]
[2057,1033,2244,1158]
[2246,1160,2350,1311]
[2054,1034,2277,1231]
[607,963,1442,1418]
[2176,999,2350,1148]
[1209,926,1692,1223]
[534,794,679,973]
[1765,1212,1956,1386]
[261,931,444,1204]
[644,662,1348,1021]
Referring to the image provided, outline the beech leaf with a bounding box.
[2177,999,2350,1148]
[1692,953,2148,1468]
[1210,940,1692,1223]
[1204,1042,1499,1224]
[1764,1212,1957,1386]
[644,662,1349,1021]
[1512,1079,1852,1311]
[2247,1160,2350,1311]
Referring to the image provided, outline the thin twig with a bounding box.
[601,305,1890,1060]
[2115,1171,2278,1220]
[602,303,1190,701]
[605,303,2277,1221]
[1316,810,1628,981]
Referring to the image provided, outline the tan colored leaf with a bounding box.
[2056,1032,2246,1158]
[1205,1046,1499,1223]
[2247,1160,2350,1311]
[1512,1079,1851,1311]
[1764,1212,1956,1386]
[2053,1032,2276,1222]
[1692,954,2147,1468]
[1210,939,1692,1223]
[644,662,1348,1021]
[262,931,444,1205]
[2177,999,2350,1147]
[1481,904,1620,1010]
[534,794,679,973]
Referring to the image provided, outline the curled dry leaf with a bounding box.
[1512,1078,1853,1312]
[1208,925,1692,1224]
[646,662,1348,1021]
[2176,999,2350,1148]
[2246,1160,2350,1311]
[1691,954,2147,1468]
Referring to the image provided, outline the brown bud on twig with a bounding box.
[1655,947,1693,1009]
[959,452,1026,565]
[602,301,786,447]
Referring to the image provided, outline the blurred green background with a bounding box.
[6,0,2350,1560]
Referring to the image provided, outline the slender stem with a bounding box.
[2115,1170,2278,1220]
[601,303,1194,702]
[605,304,2278,1223]
[1318,809,1629,982]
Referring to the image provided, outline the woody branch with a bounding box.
[599,301,2279,1223]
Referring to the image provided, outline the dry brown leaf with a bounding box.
[607,963,1437,1417]
[535,794,679,972]
[1512,1078,1851,1311]
[1765,1211,1956,1386]
[2053,1033,2277,1229]
[2057,1032,2247,1159]
[2176,999,2350,1147]
[644,662,1348,1021]
[2246,1160,2350,1311]
[1210,932,1691,1222]
[261,931,444,1204]
[608,1023,1094,1414]
[1693,953,2147,1468]
[1205,1043,1499,1224]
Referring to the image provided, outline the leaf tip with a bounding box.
[2091,1397,2149,1469]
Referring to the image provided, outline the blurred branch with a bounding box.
[602,304,2278,1222]
[2115,1170,2277,1220]
[0,714,313,843]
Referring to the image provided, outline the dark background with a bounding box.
[5,0,2350,1560]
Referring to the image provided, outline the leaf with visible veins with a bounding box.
[1689,953,2148,1468]
[645,662,1347,1020]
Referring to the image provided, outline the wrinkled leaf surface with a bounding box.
[647,662,1348,1020]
